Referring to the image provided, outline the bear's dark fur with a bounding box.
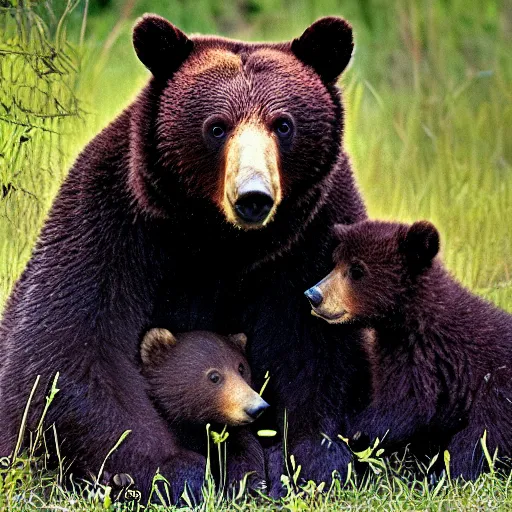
[140,328,268,491]
[306,220,512,478]
[0,14,369,499]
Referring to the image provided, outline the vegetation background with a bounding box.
[0,0,511,509]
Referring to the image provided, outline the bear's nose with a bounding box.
[304,286,323,308]
[235,192,274,224]
[245,399,270,420]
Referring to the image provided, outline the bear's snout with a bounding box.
[235,190,274,224]
[245,396,270,421]
[305,271,353,324]
[221,122,281,229]
[221,381,270,426]
[304,286,323,308]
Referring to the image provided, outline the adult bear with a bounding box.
[0,14,369,500]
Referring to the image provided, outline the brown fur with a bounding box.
[308,220,512,478]
[141,329,268,490]
[141,330,263,426]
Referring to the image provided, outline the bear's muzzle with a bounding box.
[221,122,281,229]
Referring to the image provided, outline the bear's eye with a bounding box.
[238,363,245,376]
[274,117,294,140]
[211,124,226,139]
[348,263,365,281]
[208,371,222,384]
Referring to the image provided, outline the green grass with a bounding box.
[0,0,511,509]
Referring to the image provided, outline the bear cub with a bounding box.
[141,329,269,491]
[305,220,512,479]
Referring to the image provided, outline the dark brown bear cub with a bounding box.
[140,329,269,491]
[305,220,512,479]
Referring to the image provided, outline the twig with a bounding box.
[0,116,59,134]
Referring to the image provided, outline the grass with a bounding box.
[0,0,511,509]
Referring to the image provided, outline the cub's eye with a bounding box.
[211,124,226,139]
[208,371,222,384]
[274,117,294,139]
[348,263,365,281]
[238,363,245,376]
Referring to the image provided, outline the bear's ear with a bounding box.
[401,221,440,271]
[228,333,248,353]
[291,17,354,84]
[133,14,193,79]
[140,328,177,365]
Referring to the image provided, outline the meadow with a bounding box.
[0,0,511,509]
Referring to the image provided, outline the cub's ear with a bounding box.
[401,221,440,270]
[140,328,177,365]
[133,14,193,79]
[291,17,354,84]
[228,333,248,353]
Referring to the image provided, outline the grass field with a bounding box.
[0,0,511,509]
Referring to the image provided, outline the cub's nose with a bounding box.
[304,286,323,308]
[245,398,270,420]
[235,192,274,224]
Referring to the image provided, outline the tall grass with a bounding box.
[0,0,511,509]
[0,0,83,306]
[342,1,512,309]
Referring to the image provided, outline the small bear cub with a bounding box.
[305,220,512,479]
[141,329,269,490]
